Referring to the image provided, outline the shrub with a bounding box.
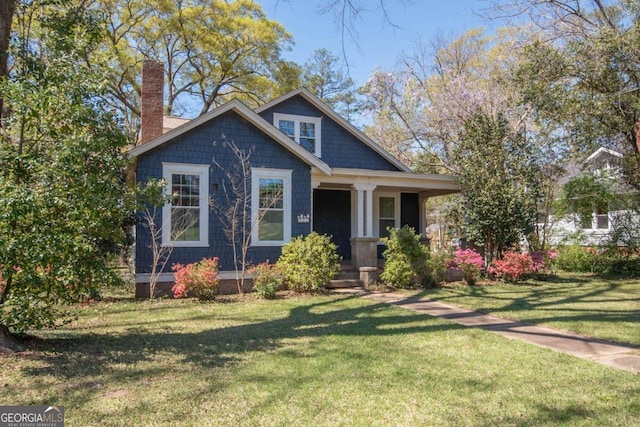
[591,249,640,277]
[380,226,431,288]
[171,257,220,301]
[532,249,558,274]
[249,261,281,299]
[276,232,341,293]
[452,248,483,285]
[554,244,597,272]
[427,249,451,286]
[489,252,533,283]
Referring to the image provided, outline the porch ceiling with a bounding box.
[312,168,460,196]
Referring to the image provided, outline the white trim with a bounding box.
[315,168,459,196]
[373,192,400,238]
[273,113,322,157]
[586,147,623,163]
[251,168,292,246]
[129,99,332,176]
[136,270,251,283]
[256,88,411,172]
[162,163,209,247]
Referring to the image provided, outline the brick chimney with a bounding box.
[140,60,164,144]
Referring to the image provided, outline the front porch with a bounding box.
[311,168,459,272]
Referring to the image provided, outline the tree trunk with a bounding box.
[0,0,17,122]
[0,324,24,354]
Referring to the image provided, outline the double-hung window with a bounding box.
[251,168,292,246]
[273,113,322,157]
[375,193,399,239]
[162,163,209,246]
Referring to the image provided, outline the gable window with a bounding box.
[162,163,209,246]
[374,193,400,239]
[251,168,292,246]
[273,113,322,157]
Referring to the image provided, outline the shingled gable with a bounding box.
[129,98,332,176]
[255,87,411,172]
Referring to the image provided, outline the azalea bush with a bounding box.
[172,257,221,301]
[249,261,281,299]
[277,232,341,293]
[489,252,534,283]
[531,249,557,273]
[452,248,483,285]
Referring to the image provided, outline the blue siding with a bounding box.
[260,95,401,171]
[136,111,312,273]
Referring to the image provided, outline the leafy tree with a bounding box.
[452,112,541,263]
[507,0,640,189]
[302,48,359,119]
[0,0,133,351]
[89,0,301,138]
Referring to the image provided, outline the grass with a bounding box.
[414,272,640,347]
[0,287,639,426]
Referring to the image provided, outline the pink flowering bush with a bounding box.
[452,248,484,285]
[489,252,533,283]
[172,257,220,300]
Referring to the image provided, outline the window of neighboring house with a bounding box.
[162,163,209,246]
[273,113,321,157]
[375,194,399,239]
[580,213,593,230]
[595,207,609,229]
[251,168,292,246]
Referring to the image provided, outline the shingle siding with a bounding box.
[135,111,312,273]
[259,95,401,171]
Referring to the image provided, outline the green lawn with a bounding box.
[1,289,639,426]
[414,272,640,347]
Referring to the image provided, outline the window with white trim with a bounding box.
[273,113,322,157]
[580,203,610,230]
[374,193,400,239]
[162,163,209,246]
[251,168,292,246]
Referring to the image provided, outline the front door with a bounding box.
[313,189,351,260]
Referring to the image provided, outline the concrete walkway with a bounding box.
[335,288,640,373]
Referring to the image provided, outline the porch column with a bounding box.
[353,183,376,237]
[351,183,378,269]
[419,193,429,238]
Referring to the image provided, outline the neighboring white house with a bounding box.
[542,147,633,246]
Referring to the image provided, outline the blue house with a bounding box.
[130,64,458,296]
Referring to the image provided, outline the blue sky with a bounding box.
[257,0,493,86]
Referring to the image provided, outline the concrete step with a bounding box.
[326,278,364,289]
[334,271,360,280]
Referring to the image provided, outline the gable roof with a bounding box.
[129,98,332,175]
[586,147,623,163]
[255,88,412,172]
